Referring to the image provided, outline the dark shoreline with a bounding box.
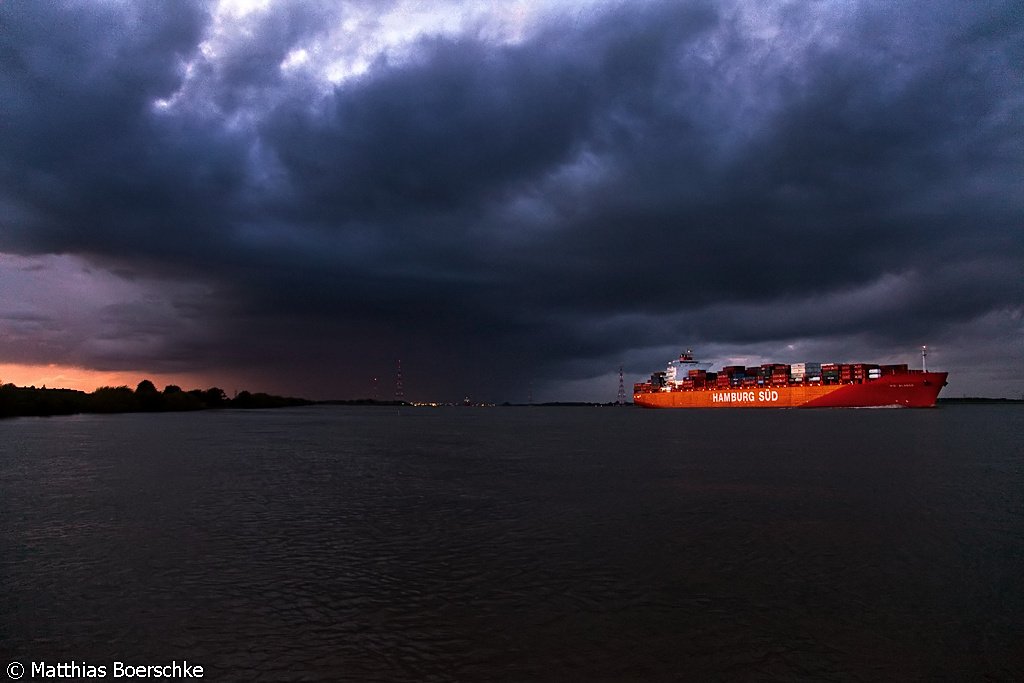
[0,382,311,419]
[937,397,1024,405]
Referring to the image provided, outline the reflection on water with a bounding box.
[2,406,1023,680]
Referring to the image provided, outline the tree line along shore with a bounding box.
[0,380,312,418]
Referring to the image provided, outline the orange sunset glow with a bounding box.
[0,363,224,394]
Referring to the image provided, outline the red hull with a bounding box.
[634,372,948,409]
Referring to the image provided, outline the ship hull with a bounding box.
[634,372,948,409]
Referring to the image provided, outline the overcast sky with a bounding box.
[1,0,1021,401]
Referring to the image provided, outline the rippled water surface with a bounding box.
[2,405,1023,680]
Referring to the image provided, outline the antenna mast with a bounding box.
[395,359,404,403]
[617,366,626,406]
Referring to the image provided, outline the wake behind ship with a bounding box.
[634,350,947,408]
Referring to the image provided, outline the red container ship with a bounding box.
[633,349,947,408]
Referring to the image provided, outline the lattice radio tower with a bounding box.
[617,366,626,405]
[395,359,404,403]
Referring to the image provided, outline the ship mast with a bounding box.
[921,345,928,372]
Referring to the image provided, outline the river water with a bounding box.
[2,405,1022,681]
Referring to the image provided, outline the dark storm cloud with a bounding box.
[0,0,1021,399]
[259,2,720,219]
[0,0,250,265]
